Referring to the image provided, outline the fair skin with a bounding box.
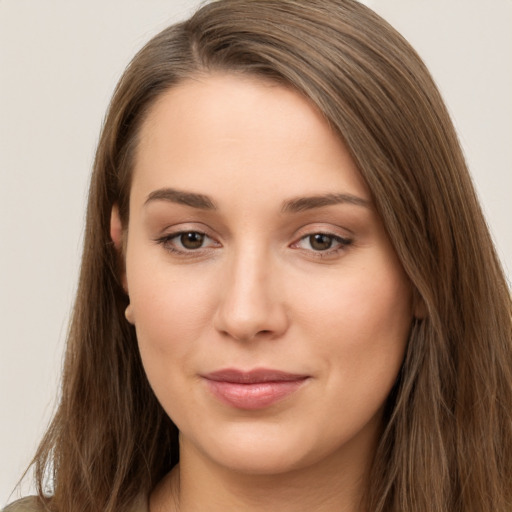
[111,74,415,511]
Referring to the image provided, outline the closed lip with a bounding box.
[201,368,310,410]
[202,368,310,384]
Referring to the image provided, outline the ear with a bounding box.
[125,303,135,325]
[110,204,123,250]
[110,204,128,292]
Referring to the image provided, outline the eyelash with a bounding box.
[154,231,218,254]
[154,230,353,258]
[292,233,353,258]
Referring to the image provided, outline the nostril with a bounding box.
[213,282,289,341]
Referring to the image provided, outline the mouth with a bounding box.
[201,368,310,410]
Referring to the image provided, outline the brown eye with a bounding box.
[180,232,205,249]
[309,234,334,251]
[155,230,220,255]
[292,232,352,256]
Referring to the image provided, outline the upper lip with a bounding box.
[203,368,309,384]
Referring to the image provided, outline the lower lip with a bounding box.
[205,379,308,410]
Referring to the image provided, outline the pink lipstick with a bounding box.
[202,369,309,410]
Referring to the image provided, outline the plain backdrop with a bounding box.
[1,0,511,505]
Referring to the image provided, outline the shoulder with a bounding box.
[2,497,46,512]
[3,495,148,512]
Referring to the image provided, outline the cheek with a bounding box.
[126,251,217,374]
[127,267,218,420]
[293,258,412,384]
[300,264,410,333]
[291,263,412,443]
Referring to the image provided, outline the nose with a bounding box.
[213,247,289,342]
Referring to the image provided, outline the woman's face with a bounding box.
[119,74,414,476]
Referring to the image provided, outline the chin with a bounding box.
[211,442,312,476]
[184,421,344,477]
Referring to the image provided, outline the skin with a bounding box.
[111,74,415,511]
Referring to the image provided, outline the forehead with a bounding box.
[131,73,370,206]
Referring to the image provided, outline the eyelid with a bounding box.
[292,233,352,249]
[153,223,354,258]
[289,225,354,258]
[153,224,222,254]
[291,223,353,242]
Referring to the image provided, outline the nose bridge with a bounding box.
[214,241,287,341]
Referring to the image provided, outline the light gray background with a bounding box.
[1,0,511,504]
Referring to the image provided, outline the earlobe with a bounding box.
[110,204,128,292]
[125,303,135,325]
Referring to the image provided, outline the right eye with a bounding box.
[176,231,207,250]
[155,231,219,253]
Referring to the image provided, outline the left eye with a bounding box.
[295,233,351,252]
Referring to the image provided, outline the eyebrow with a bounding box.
[281,193,371,213]
[144,187,371,213]
[144,188,217,210]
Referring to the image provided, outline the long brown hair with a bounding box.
[26,1,512,510]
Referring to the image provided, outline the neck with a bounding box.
[150,435,375,512]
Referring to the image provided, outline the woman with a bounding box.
[5,0,512,511]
